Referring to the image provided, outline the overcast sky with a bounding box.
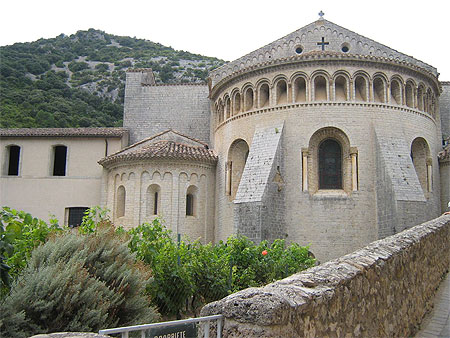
[1,0,449,80]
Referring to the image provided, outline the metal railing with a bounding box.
[99,314,223,338]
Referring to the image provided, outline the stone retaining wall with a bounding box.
[201,215,450,337]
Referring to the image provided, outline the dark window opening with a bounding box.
[153,191,158,215]
[295,46,303,54]
[53,145,67,176]
[8,145,20,176]
[186,193,194,216]
[341,46,349,53]
[68,207,88,228]
[319,139,342,189]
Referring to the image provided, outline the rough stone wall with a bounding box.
[441,160,450,212]
[202,215,450,338]
[440,82,450,140]
[124,70,210,144]
[233,122,285,243]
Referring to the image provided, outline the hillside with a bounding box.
[0,29,225,128]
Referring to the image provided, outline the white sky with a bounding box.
[1,0,449,80]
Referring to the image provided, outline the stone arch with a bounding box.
[242,85,255,111]
[405,80,415,108]
[307,127,353,194]
[291,73,308,103]
[217,98,224,123]
[116,185,126,218]
[353,73,369,102]
[146,184,161,216]
[390,76,403,105]
[311,71,330,101]
[373,74,387,103]
[231,88,241,115]
[186,185,198,216]
[227,139,250,199]
[411,137,432,193]
[224,95,231,119]
[257,80,270,108]
[417,84,425,111]
[274,77,288,105]
[426,88,433,114]
[333,72,350,101]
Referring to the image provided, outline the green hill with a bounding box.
[0,29,225,128]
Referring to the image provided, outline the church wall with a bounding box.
[0,136,123,223]
[124,71,211,144]
[440,82,450,140]
[441,160,450,212]
[212,61,441,262]
[104,160,216,243]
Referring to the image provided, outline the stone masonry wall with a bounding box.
[440,82,450,140]
[202,215,450,337]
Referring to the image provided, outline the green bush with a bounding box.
[0,225,159,337]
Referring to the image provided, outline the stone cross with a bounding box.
[317,37,329,51]
[319,10,325,18]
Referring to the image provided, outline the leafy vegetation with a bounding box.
[0,29,225,128]
[0,225,159,337]
[0,206,315,332]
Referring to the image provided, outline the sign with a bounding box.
[146,322,197,338]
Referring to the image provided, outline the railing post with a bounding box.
[122,332,129,338]
[204,320,210,338]
[217,317,222,338]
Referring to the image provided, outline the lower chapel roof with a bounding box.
[98,139,217,167]
[0,127,129,138]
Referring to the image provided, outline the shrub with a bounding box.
[0,225,159,337]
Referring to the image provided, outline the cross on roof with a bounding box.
[319,10,325,18]
[317,37,329,51]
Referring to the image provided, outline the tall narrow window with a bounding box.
[186,185,198,216]
[146,184,161,216]
[7,145,20,176]
[53,145,67,176]
[116,185,126,218]
[67,207,88,228]
[186,193,194,216]
[319,139,342,189]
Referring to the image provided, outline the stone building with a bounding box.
[1,17,449,261]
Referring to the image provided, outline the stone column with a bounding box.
[426,158,433,192]
[350,147,358,191]
[225,161,232,196]
[301,148,309,191]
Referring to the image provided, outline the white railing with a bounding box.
[99,314,223,338]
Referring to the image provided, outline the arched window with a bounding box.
[276,80,287,104]
[244,88,254,111]
[417,86,424,111]
[225,96,231,119]
[373,77,386,103]
[227,139,250,198]
[186,185,198,216]
[411,138,432,193]
[147,184,161,216]
[405,82,414,108]
[334,76,348,101]
[314,75,327,101]
[259,83,270,107]
[6,145,20,176]
[390,79,402,105]
[116,185,126,218]
[319,139,342,189]
[233,92,241,115]
[53,145,67,176]
[354,76,368,101]
[294,77,306,102]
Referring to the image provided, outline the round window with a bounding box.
[295,46,303,54]
[341,43,350,53]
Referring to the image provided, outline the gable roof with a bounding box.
[0,127,128,138]
[98,129,217,167]
[209,18,437,87]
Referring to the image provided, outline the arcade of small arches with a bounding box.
[113,171,201,221]
[213,70,438,124]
